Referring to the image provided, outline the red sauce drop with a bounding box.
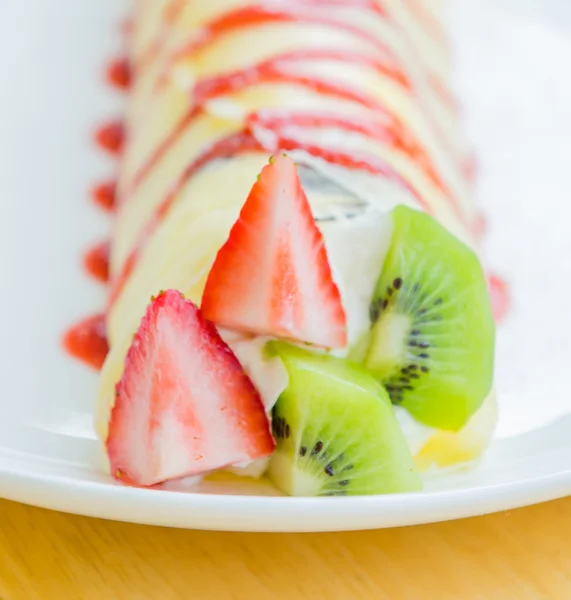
[465,153,479,183]
[474,213,487,240]
[62,313,109,370]
[106,58,132,90]
[488,274,510,323]
[121,17,133,37]
[91,180,117,212]
[94,120,125,156]
[83,240,110,284]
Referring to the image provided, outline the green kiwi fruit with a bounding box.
[365,205,495,432]
[266,342,422,497]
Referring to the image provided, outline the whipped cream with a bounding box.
[393,406,435,455]
[220,331,289,411]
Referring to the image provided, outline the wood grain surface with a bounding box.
[0,497,570,599]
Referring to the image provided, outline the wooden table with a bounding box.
[0,497,570,599]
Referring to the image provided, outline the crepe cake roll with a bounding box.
[95,0,496,490]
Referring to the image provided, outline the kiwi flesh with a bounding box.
[365,205,495,432]
[266,342,422,497]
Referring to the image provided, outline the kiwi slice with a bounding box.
[365,205,495,432]
[266,342,422,497]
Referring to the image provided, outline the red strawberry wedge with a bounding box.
[201,155,347,348]
[107,290,275,487]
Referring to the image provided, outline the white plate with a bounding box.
[0,0,570,532]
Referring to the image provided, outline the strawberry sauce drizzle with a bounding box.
[126,0,460,204]
[126,107,200,200]
[140,0,387,74]
[62,313,109,370]
[193,58,396,112]
[129,62,457,214]
[109,124,429,309]
[83,240,110,284]
[402,0,446,43]
[165,2,457,121]
[163,47,409,94]
[428,73,458,114]
[291,0,386,16]
[127,58,401,202]
[172,5,395,66]
[247,109,451,200]
[135,0,187,72]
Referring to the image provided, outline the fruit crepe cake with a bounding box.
[95,0,496,494]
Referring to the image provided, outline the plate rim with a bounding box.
[1,452,570,531]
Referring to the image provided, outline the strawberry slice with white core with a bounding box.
[107,290,275,487]
[201,155,347,348]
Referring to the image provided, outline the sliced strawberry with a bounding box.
[201,155,347,348]
[107,290,274,487]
